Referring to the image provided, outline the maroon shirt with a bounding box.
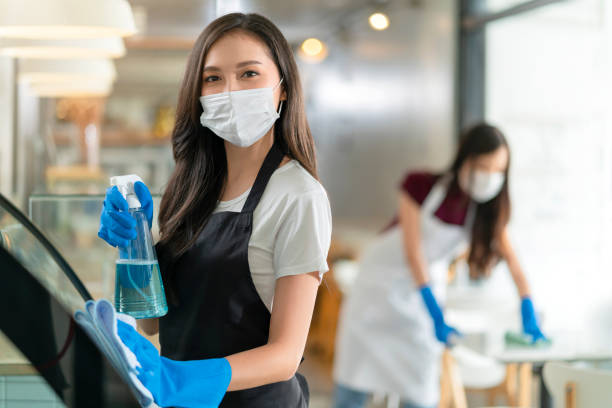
[384,171,470,231]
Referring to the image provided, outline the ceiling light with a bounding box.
[30,81,113,98]
[0,38,125,59]
[19,59,117,84]
[368,12,390,31]
[299,38,328,63]
[0,0,136,39]
[301,38,323,56]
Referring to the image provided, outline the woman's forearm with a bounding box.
[137,318,159,336]
[505,250,530,297]
[398,192,430,286]
[225,342,299,391]
[226,272,318,391]
[405,243,429,286]
[499,229,530,298]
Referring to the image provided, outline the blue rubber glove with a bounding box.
[419,284,461,347]
[117,320,231,408]
[98,181,153,248]
[521,297,546,343]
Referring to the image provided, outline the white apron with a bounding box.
[333,176,475,406]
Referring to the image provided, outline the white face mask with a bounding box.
[199,78,284,147]
[461,170,505,203]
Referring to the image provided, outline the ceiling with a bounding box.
[114,0,430,90]
[127,0,403,43]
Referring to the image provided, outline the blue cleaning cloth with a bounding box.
[505,330,552,348]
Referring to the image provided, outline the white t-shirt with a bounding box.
[213,159,332,311]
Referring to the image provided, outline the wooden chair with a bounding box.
[305,240,355,368]
[439,350,468,408]
[443,254,533,407]
[439,349,533,407]
[543,362,612,408]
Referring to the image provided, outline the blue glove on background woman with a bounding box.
[521,296,546,343]
[98,181,153,247]
[117,320,231,408]
[419,284,461,346]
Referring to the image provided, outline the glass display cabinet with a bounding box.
[28,194,162,303]
[0,193,147,407]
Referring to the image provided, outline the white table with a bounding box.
[489,331,612,408]
[445,287,612,408]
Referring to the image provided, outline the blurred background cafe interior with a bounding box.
[1,0,612,407]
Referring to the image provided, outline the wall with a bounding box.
[299,0,457,237]
[0,58,16,200]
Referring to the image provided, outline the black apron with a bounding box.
[157,144,309,408]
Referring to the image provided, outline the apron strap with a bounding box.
[242,143,284,213]
[420,174,452,218]
[422,173,476,233]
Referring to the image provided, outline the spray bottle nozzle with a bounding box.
[110,174,144,209]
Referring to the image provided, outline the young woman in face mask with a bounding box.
[332,123,546,408]
[97,13,332,408]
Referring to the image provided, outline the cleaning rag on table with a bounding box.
[74,298,154,407]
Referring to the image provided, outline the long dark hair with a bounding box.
[157,13,317,259]
[448,123,511,278]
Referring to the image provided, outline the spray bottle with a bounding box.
[110,175,167,319]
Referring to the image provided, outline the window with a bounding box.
[485,0,612,330]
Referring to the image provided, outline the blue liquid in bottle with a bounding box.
[115,260,167,318]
